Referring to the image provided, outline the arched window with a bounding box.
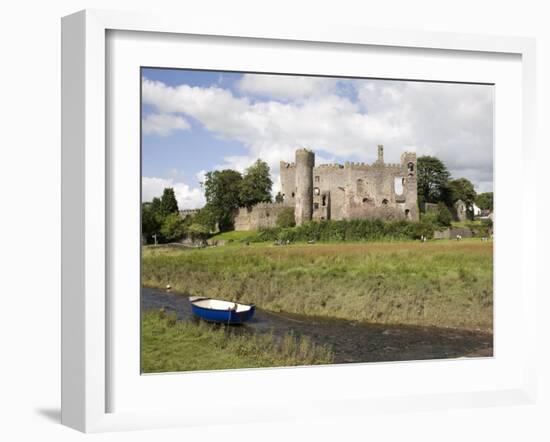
[408,162,414,172]
[382,199,389,205]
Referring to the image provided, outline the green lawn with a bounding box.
[142,239,493,331]
[209,230,259,242]
[141,311,333,373]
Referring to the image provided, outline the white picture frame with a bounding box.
[61,9,537,433]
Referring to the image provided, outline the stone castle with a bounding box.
[234,145,418,231]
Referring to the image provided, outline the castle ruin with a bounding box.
[234,146,418,231]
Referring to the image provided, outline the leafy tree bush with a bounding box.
[193,206,217,232]
[160,212,187,243]
[445,178,476,220]
[253,219,436,243]
[239,159,273,208]
[141,189,181,244]
[141,202,161,244]
[476,192,493,211]
[187,223,210,241]
[417,156,451,205]
[436,202,453,227]
[255,227,281,242]
[159,188,179,217]
[203,169,243,231]
[276,207,296,228]
[465,218,493,238]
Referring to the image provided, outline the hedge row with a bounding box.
[249,219,437,243]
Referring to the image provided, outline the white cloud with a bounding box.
[142,76,493,191]
[237,74,337,100]
[142,113,190,136]
[142,176,205,210]
[195,169,207,185]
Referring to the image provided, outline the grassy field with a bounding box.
[209,230,259,242]
[142,239,493,331]
[141,310,333,372]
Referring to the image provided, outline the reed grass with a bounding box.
[141,311,334,372]
[142,239,493,331]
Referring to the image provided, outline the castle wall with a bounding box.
[294,149,314,226]
[240,146,419,230]
[312,165,346,220]
[234,202,293,231]
[307,151,419,222]
[279,160,296,204]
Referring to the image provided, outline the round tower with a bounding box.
[294,148,315,225]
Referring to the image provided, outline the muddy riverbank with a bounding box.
[142,287,493,364]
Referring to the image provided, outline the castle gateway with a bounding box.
[234,146,419,231]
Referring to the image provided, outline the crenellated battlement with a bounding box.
[315,163,344,169]
[341,161,405,171]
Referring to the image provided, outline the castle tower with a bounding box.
[400,151,419,221]
[377,144,384,163]
[294,148,315,225]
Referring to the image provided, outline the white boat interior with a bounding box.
[192,298,252,313]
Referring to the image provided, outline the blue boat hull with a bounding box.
[190,302,256,324]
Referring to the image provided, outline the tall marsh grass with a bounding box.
[141,311,334,372]
[142,239,493,331]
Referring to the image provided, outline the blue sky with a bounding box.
[141,68,494,209]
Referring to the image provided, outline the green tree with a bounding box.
[159,187,179,217]
[193,206,217,232]
[446,178,477,206]
[417,156,451,206]
[239,159,273,208]
[275,191,284,203]
[141,202,161,244]
[203,169,243,231]
[476,192,493,211]
[160,212,187,242]
[436,202,453,227]
[187,223,210,241]
[142,189,180,244]
[276,207,296,228]
[150,196,162,214]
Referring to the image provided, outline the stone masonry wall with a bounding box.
[236,146,419,231]
[234,202,293,231]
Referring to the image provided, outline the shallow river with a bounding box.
[142,287,493,364]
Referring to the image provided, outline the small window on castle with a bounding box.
[266,212,270,217]
[291,192,295,198]
[405,209,411,220]
[382,199,389,205]
[362,197,370,204]
[314,187,320,195]
[357,179,364,194]
[408,162,414,172]
[314,203,319,210]
[315,176,320,182]
[322,195,327,206]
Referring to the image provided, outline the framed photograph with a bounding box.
[61,9,537,432]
